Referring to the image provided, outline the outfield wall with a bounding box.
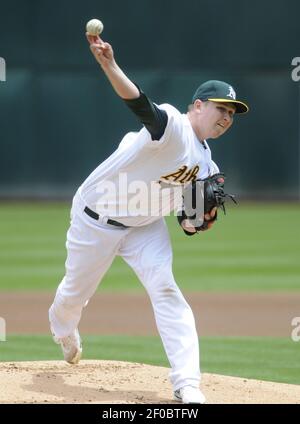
[0,0,299,198]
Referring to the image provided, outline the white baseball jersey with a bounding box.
[78,104,219,227]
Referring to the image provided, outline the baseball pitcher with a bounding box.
[49,31,249,404]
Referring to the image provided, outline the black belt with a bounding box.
[84,206,129,228]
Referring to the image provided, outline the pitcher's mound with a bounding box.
[0,360,299,404]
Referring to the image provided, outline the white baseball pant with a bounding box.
[49,191,201,391]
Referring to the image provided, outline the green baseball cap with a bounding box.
[192,80,249,114]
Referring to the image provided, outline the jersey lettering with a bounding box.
[160,165,199,184]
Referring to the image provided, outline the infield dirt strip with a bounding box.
[0,291,299,336]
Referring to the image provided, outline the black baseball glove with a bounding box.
[177,173,237,236]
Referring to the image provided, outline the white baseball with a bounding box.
[86,19,104,36]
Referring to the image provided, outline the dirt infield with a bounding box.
[1,291,299,336]
[0,360,299,404]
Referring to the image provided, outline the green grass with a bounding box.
[1,334,299,385]
[0,202,299,291]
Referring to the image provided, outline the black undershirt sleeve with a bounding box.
[123,86,168,141]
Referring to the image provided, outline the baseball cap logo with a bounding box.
[227,86,236,99]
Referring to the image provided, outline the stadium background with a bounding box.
[0,0,300,198]
[0,0,300,401]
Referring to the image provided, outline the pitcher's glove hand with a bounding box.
[177,173,237,236]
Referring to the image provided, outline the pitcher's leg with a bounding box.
[120,219,201,391]
[49,208,126,338]
[149,270,200,391]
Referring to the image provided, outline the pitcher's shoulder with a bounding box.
[157,103,182,117]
